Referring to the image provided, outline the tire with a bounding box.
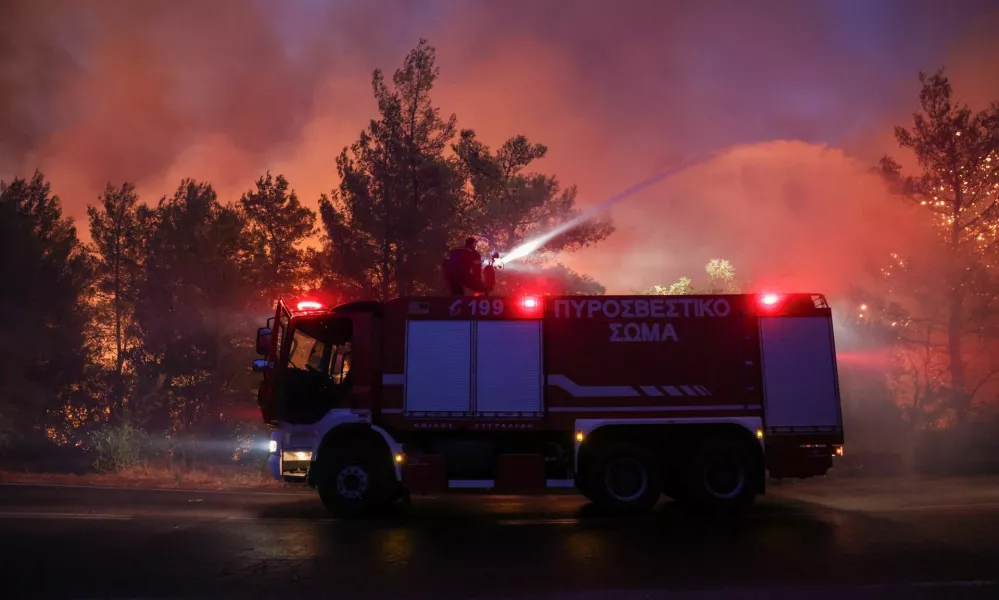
[575,474,591,501]
[686,435,759,513]
[315,448,395,517]
[583,442,662,514]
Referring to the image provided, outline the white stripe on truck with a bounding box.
[546,374,640,397]
[548,375,712,398]
[383,373,714,399]
[549,405,760,413]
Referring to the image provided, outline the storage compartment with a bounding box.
[404,320,473,415]
[475,320,543,416]
[758,316,841,430]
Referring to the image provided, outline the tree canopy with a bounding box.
[0,39,615,459]
[240,171,315,303]
[453,130,614,258]
[315,39,612,301]
[23,40,999,466]
[873,69,999,426]
[0,171,91,445]
[644,259,740,295]
[316,39,463,300]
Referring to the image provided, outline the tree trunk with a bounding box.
[948,289,968,425]
[380,242,391,300]
[381,194,393,300]
[113,218,124,423]
[949,172,968,426]
[403,87,421,298]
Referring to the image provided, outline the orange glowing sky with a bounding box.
[2,0,998,294]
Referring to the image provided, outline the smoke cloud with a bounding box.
[2,0,998,294]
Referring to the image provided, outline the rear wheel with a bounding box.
[686,435,759,512]
[583,442,662,514]
[316,448,395,517]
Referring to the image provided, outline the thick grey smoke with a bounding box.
[2,0,342,193]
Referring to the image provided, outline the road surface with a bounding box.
[2,476,998,599]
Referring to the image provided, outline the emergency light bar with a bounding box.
[520,296,539,310]
[296,300,324,311]
[759,294,779,306]
[756,293,832,316]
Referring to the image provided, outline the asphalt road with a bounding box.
[2,477,999,599]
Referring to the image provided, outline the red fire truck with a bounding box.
[253,292,844,516]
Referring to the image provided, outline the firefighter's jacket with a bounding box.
[442,247,486,291]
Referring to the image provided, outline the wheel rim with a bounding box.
[604,457,648,502]
[702,452,745,499]
[336,465,369,500]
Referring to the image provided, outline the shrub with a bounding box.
[88,423,148,472]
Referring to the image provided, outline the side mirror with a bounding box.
[252,359,270,373]
[255,327,272,355]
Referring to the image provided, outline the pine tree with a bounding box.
[454,129,614,260]
[136,179,255,450]
[240,172,315,303]
[87,182,151,421]
[879,69,999,425]
[0,171,91,443]
[317,39,462,299]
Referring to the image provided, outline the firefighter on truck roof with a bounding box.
[442,237,489,296]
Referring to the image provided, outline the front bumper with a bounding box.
[268,435,313,481]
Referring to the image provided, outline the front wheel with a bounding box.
[316,450,395,517]
[583,442,662,514]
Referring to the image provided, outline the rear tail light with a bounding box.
[760,293,780,307]
[521,296,539,309]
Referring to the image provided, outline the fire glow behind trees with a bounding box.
[1,30,999,467]
[0,39,620,454]
[872,71,999,427]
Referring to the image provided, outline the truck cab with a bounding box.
[256,300,381,424]
[255,299,401,488]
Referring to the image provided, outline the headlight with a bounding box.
[268,440,278,453]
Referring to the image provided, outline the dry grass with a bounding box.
[0,463,290,491]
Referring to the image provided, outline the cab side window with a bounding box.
[331,342,352,384]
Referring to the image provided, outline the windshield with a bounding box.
[283,317,352,380]
[286,330,351,385]
[287,329,326,371]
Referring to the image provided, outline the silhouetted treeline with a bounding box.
[0,40,611,457]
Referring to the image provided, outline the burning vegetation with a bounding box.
[0,41,612,473]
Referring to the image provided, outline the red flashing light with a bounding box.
[520,296,540,310]
[296,300,324,311]
[760,293,780,307]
